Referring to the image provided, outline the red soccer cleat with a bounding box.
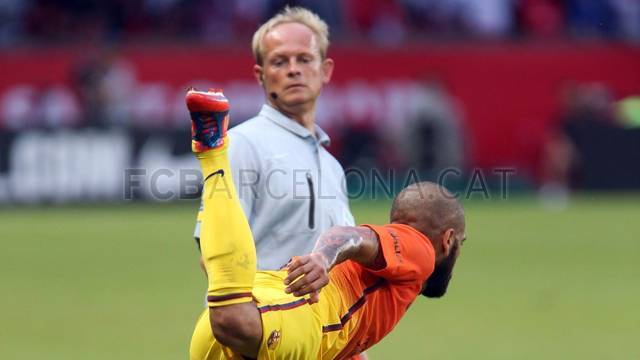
[185,88,230,153]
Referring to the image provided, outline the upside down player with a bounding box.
[187,89,467,359]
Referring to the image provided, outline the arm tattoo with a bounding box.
[312,226,371,270]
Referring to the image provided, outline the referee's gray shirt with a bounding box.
[194,104,355,270]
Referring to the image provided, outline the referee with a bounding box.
[193,7,354,278]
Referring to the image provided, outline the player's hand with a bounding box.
[283,253,330,302]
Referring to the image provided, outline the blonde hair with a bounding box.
[252,6,330,65]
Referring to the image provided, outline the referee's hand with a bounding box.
[283,253,330,303]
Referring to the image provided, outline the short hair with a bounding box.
[390,182,465,240]
[251,6,330,65]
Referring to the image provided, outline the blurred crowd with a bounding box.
[1,0,640,194]
[1,0,640,46]
[540,82,640,198]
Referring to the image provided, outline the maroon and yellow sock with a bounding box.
[196,140,256,307]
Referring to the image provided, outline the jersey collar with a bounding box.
[260,104,331,146]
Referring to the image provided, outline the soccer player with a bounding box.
[187,89,467,360]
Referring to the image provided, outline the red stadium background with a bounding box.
[2,43,639,175]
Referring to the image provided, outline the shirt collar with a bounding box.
[260,104,331,146]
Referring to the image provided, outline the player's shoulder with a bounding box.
[384,223,426,239]
[363,223,436,283]
[367,223,433,255]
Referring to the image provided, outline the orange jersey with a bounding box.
[190,223,435,360]
[317,223,436,359]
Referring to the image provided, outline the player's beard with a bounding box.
[421,248,457,298]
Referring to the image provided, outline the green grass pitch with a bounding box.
[1,195,639,359]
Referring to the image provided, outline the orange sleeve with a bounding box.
[361,224,435,283]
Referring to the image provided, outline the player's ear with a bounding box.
[442,228,455,256]
[253,64,264,86]
[321,58,334,84]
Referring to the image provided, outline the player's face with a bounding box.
[256,22,333,110]
[421,232,464,298]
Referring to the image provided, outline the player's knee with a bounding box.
[209,306,261,350]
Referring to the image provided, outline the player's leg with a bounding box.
[197,142,257,306]
[187,89,262,357]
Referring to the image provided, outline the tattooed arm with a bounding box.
[284,226,384,302]
[312,226,382,270]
